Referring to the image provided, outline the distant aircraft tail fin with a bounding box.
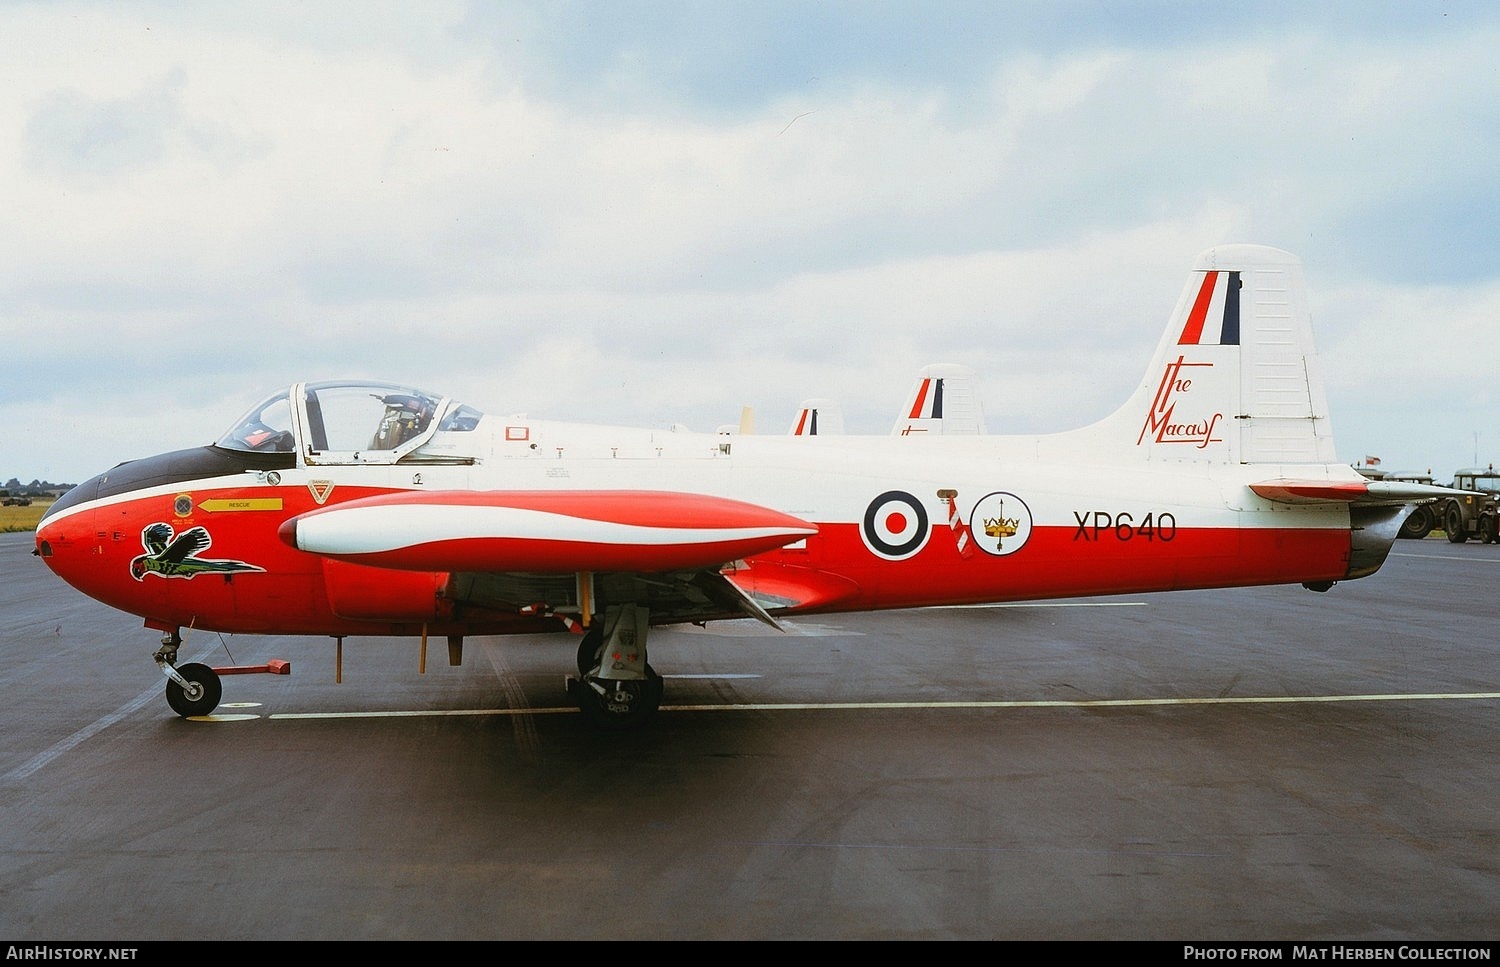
[789,399,844,436]
[1091,245,1335,466]
[892,364,987,436]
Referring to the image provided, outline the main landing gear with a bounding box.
[567,603,664,730]
[154,631,222,718]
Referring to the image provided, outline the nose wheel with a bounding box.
[164,662,223,717]
[153,630,223,718]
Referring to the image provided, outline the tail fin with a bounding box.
[892,364,988,436]
[789,399,844,436]
[1075,245,1466,583]
[1097,245,1334,465]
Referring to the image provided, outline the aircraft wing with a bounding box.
[1249,478,1474,506]
[279,490,817,572]
[281,489,827,628]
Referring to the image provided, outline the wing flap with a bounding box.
[722,561,862,613]
[689,570,785,630]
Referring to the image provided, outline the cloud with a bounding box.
[4,2,1499,483]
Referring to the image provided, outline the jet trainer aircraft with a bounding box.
[33,245,1461,729]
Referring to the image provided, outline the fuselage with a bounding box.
[34,379,1362,642]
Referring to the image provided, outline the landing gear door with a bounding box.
[295,380,449,467]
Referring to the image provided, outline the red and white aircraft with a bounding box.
[33,245,1460,728]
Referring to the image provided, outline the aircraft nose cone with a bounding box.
[34,525,55,560]
[33,497,96,586]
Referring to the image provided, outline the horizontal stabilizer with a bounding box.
[1250,478,1473,506]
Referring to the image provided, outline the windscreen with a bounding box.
[216,389,297,453]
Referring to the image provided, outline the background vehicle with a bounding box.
[1352,466,1448,540]
[1437,465,1500,544]
[1386,471,1440,539]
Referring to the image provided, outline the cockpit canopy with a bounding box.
[216,380,483,465]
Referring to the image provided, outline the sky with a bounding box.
[4,0,1498,485]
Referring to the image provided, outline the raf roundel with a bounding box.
[861,490,930,560]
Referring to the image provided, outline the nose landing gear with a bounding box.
[154,630,224,718]
[164,662,224,717]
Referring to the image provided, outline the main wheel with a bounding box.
[1446,503,1468,543]
[576,626,604,676]
[572,665,664,730]
[1398,506,1433,540]
[165,662,223,717]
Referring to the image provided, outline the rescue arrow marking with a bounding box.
[199,498,285,513]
